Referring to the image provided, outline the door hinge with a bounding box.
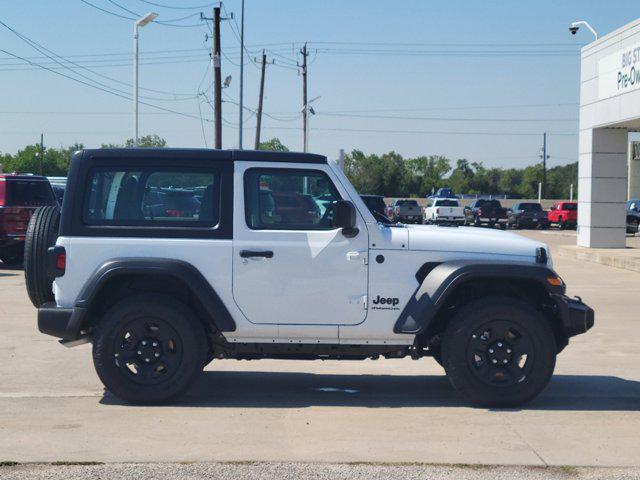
[363,294,368,309]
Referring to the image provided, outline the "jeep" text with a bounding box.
[372,295,399,306]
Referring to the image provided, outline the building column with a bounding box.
[577,128,628,248]
[629,141,640,199]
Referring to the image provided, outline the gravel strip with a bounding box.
[2,463,640,480]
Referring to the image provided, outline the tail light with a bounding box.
[47,245,66,277]
[0,178,5,206]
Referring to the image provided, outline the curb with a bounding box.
[558,245,640,273]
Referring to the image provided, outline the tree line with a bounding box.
[0,136,576,199]
[344,150,576,199]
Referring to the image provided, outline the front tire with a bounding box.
[93,294,208,404]
[441,297,556,408]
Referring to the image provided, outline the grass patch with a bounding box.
[50,461,104,466]
[0,461,19,467]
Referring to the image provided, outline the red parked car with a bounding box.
[0,174,58,265]
[548,201,578,230]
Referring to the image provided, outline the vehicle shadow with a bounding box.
[100,371,640,411]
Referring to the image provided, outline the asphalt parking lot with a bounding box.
[1,230,639,473]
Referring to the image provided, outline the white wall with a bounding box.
[578,18,640,247]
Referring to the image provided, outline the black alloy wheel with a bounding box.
[466,320,534,387]
[441,296,556,407]
[113,317,183,386]
[93,294,207,404]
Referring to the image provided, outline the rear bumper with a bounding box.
[37,302,87,341]
[552,294,594,338]
[397,215,421,223]
[519,218,550,227]
[0,235,26,249]
[434,217,465,223]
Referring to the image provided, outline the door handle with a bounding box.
[240,250,274,259]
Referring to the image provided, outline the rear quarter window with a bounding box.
[83,168,220,227]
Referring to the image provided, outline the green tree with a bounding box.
[0,142,83,176]
[258,138,289,152]
[102,134,167,148]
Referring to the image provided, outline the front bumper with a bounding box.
[552,294,594,338]
[38,302,87,341]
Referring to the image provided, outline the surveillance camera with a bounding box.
[569,26,579,35]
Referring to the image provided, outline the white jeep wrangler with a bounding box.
[26,149,594,407]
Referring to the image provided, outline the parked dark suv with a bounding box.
[507,202,550,230]
[0,174,57,264]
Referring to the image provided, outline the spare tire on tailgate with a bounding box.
[24,206,60,308]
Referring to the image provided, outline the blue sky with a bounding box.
[1,1,639,168]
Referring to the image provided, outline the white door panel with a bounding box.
[233,229,368,325]
[232,161,369,328]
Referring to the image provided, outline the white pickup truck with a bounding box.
[423,198,465,225]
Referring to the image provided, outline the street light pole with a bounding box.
[133,12,158,147]
[238,0,245,149]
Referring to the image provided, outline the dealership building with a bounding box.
[578,18,640,247]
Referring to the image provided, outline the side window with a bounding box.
[83,168,219,227]
[244,168,342,230]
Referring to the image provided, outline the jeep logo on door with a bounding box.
[371,295,400,310]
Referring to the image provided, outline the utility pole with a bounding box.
[254,50,267,150]
[301,43,309,152]
[39,133,44,175]
[540,132,549,198]
[213,6,222,149]
[238,0,245,149]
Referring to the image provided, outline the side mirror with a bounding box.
[332,200,358,236]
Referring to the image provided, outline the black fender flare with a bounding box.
[74,258,236,332]
[394,260,563,335]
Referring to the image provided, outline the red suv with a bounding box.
[0,175,57,265]
[548,201,578,230]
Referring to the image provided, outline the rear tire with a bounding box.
[92,294,208,405]
[441,296,556,408]
[24,206,60,308]
[558,217,566,230]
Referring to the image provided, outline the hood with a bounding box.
[404,224,548,262]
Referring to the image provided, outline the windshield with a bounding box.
[519,203,542,212]
[562,203,577,211]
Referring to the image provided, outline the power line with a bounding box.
[79,0,205,27]
[316,112,578,122]
[258,126,577,137]
[0,19,200,101]
[136,0,218,9]
[0,48,209,123]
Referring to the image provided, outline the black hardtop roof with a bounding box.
[77,148,327,164]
